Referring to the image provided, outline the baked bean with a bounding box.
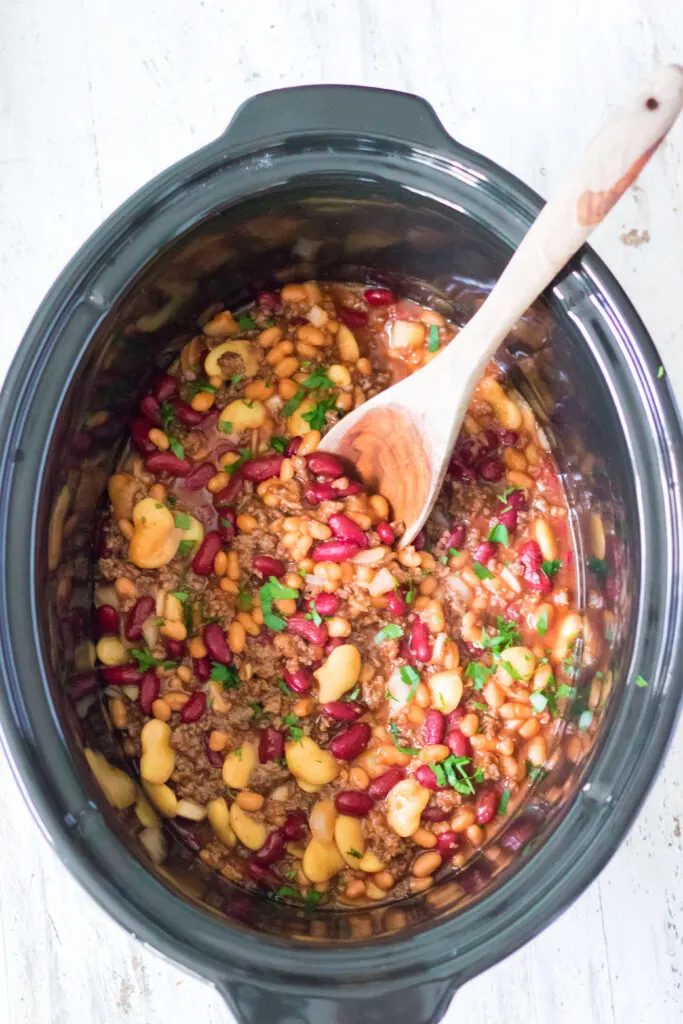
[412,851,442,878]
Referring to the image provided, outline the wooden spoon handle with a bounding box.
[452,64,683,370]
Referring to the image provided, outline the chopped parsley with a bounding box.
[526,760,547,783]
[635,674,648,688]
[249,702,270,724]
[541,558,562,578]
[488,523,509,546]
[537,609,549,636]
[529,691,548,713]
[171,590,188,603]
[427,324,440,352]
[472,561,494,580]
[385,689,399,702]
[465,661,493,691]
[174,512,191,530]
[497,486,523,504]
[130,648,177,673]
[259,576,299,632]
[274,886,301,901]
[347,848,362,859]
[440,754,483,795]
[399,665,421,701]
[226,447,252,476]
[448,547,461,558]
[304,889,324,910]
[184,378,215,400]
[232,374,243,387]
[237,587,253,611]
[159,401,176,433]
[478,617,522,654]
[405,577,415,604]
[283,389,305,417]
[177,539,196,557]
[470,701,489,713]
[307,605,323,627]
[302,368,335,391]
[498,789,511,816]
[555,683,577,699]
[344,685,361,702]
[302,397,337,431]
[283,713,304,741]
[167,494,177,506]
[278,677,292,695]
[211,662,240,689]
[657,365,665,379]
[218,420,234,434]
[588,557,608,581]
[168,437,185,460]
[499,658,523,680]
[374,623,404,644]
[237,314,257,332]
[388,721,419,756]
[270,435,288,454]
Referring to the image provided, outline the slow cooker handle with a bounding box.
[222,84,459,152]
[217,975,457,1024]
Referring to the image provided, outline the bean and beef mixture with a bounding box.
[94,280,603,906]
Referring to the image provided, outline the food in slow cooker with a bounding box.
[93,281,606,906]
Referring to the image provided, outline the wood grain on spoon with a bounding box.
[320,65,683,546]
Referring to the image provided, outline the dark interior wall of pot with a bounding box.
[37,180,634,938]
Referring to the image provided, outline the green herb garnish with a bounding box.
[237,314,257,332]
[184,378,215,400]
[472,561,494,580]
[177,539,196,557]
[283,713,305,741]
[211,662,240,689]
[174,512,191,530]
[537,609,549,636]
[237,587,253,611]
[657,365,665,379]
[488,523,509,546]
[526,760,548,783]
[465,662,493,691]
[498,789,511,816]
[259,576,299,632]
[218,420,234,434]
[302,397,337,431]
[302,368,335,391]
[283,389,306,417]
[588,557,608,581]
[529,691,548,713]
[159,401,176,433]
[171,590,188,603]
[635,674,648,688]
[399,665,421,702]
[169,437,185,460]
[388,721,419,756]
[374,623,404,644]
[130,648,177,673]
[541,559,562,578]
[427,324,439,352]
[270,435,288,454]
[347,848,362,859]
[226,447,252,476]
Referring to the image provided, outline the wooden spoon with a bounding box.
[319,65,683,546]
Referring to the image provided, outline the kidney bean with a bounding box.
[519,540,543,570]
[423,709,446,745]
[500,816,536,853]
[375,522,395,545]
[445,728,472,759]
[335,481,364,498]
[305,452,346,479]
[282,810,307,841]
[413,530,426,551]
[386,587,408,617]
[254,829,286,866]
[192,531,223,575]
[216,507,237,543]
[445,707,466,731]
[257,290,281,311]
[337,306,368,327]
[313,593,338,617]
[171,398,205,426]
[102,664,140,686]
[329,722,371,761]
[245,862,280,889]
[304,482,337,504]
[327,514,369,548]
[477,455,505,481]
[203,623,233,665]
[499,429,519,446]
[364,287,396,306]
[151,374,177,402]
[448,457,476,482]
[287,614,328,645]
[95,605,120,637]
[398,637,418,667]
[165,637,186,659]
[206,742,225,769]
[312,540,360,563]
[139,395,161,424]
[410,618,433,662]
[507,489,527,511]
[324,638,344,655]
[525,568,552,594]
[436,831,461,857]
[259,726,285,763]
[282,666,313,694]
[179,690,206,723]
[72,673,97,700]
[366,767,406,801]
[131,418,156,455]
[475,788,499,825]
[252,555,286,578]
[184,462,215,492]
[241,455,283,482]
[415,764,443,791]
[145,451,191,477]
[498,506,518,532]
[321,701,362,721]
[422,806,451,823]
[334,791,374,817]
[193,656,211,681]
[456,437,484,467]
[447,524,466,550]
[125,596,156,642]
[214,473,245,506]
[474,541,497,564]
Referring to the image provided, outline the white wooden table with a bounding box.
[1,3,682,1021]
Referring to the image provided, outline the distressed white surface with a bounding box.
[1,2,682,1022]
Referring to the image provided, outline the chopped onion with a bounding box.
[94,585,119,609]
[307,304,328,327]
[123,685,140,702]
[266,395,284,414]
[351,546,389,565]
[176,799,208,822]
[305,574,326,587]
[389,320,426,350]
[385,668,413,711]
[447,573,473,604]
[369,567,396,596]
[142,619,159,650]
[139,826,167,865]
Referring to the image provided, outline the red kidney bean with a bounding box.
[254,829,286,866]
[257,290,281,311]
[445,728,472,759]
[375,522,395,545]
[364,287,396,306]
[398,636,418,667]
[216,507,236,543]
[184,462,216,491]
[203,622,233,665]
[171,398,205,426]
[456,437,485,467]
[498,506,518,532]
[131,418,156,455]
[72,673,97,700]
[500,817,536,853]
[282,666,313,694]
[282,811,307,841]
[410,618,433,662]
[447,524,466,550]
[327,513,369,548]
[193,656,211,681]
[334,791,374,817]
[329,722,371,761]
[192,531,223,575]
[285,436,302,457]
[245,862,280,889]
[312,540,360,563]
[164,637,186,659]
[367,767,406,801]
[413,530,426,551]
[321,701,362,721]
[477,455,505,482]
[436,831,460,857]
[287,614,328,645]
[140,395,161,424]
[305,452,346,479]
[474,541,497,564]
[448,457,476,481]
[241,455,283,482]
[499,430,519,446]
[145,451,191,477]
[446,707,466,731]
[214,474,244,506]
[180,690,207,723]
[423,709,446,745]
[337,306,368,327]
[519,540,542,570]
[415,764,442,791]
[475,788,499,825]
[125,596,156,642]
[386,587,408,617]
[102,664,140,686]
[335,480,364,498]
[151,374,177,402]
[314,592,340,616]
[507,489,527,511]
[525,567,552,594]
[324,638,344,655]
[206,742,225,769]
[252,555,286,578]
[259,726,285,763]
[422,806,451,823]
[95,605,120,637]
[304,482,337,504]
